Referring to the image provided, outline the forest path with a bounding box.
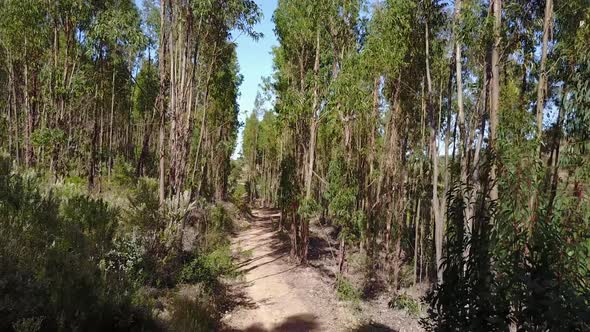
[222,208,350,331]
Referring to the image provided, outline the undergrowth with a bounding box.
[336,274,362,303]
[0,157,239,331]
[389,293,422,317]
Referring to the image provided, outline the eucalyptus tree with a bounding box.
[241,93,263,203]
[156,0,261,200]
[85,0,146,189]
[273,0,327,263]
[0,0,48,167]
[360,0,418,286]
[134,58,160,178]
[0,0,145,186]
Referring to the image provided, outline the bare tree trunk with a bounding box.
[7,57,14,158]
[136,105,157,177]
[24,38,34,168]
[426,18,443,284]
[291,210,299,259]
[301,27,321,265]
[490,0,502,204]
[547,89,566,216]
[392,227,402,290]
[527,0,553,232]
[454,0,471,248]
[366,76,380,254]
[158,0,168,204]
[413,196,422,285]
[89,84,99,191]
[108,70,116,177]
[536,0,552,142]
[338,238,346,274]
[9,56,20,165]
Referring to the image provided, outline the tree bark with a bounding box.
[426,18,444,284]
[108,70,116,177]
[89,84,100,191]
[490,0,502,204]
[158,0,168,205]
[454,0,471,246]
[301,27,321,264]
[536,0,552,143]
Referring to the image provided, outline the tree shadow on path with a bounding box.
[221,314,319,331]
[352,322,398,332]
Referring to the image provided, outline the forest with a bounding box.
[0,0,589,331]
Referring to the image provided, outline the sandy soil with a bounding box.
[221,209,423,332]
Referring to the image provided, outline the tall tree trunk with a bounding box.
[136,105,157,177]
[338,238,346,273]
[489,0,502,204]
[301,27,321,264]
[89,84,100,191]
[536,0,552,143]
[366,76,380,255]
[454,0,471,246]
[413,195,422,285]
[426,18,443,284]
[108,70,116,177]
[7,57,14,159]
[158,0,168,205]
[24,38,34,168]
[528,0,553,232]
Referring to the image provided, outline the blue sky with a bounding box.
[233,0,278,158]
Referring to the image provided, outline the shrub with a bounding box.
[0,161,155,331]
[336,275,362,303]
[178,244,236,287]
[112,159,137,189]
[211,204,232,233]
[168,285,216,332]
[389,293,422,317]
[230,183,250,216]
[12,317,44,332]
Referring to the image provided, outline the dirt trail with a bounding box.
[222,209,351,332]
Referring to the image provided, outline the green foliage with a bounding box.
[242,111,259,200]
[86,0,146,61]
[12,317,44,332]
[364,0,415,76]
[31,128,66,150]
[279,155,300,211]
[178,244,236,287]
[335,274,362,303]
[112,159,137,188]
[325,151,363,241]
[210,203,233,233]
[168,286,216,332]
[0,160,155,331]
[298,196,320,219]
[389,293,422,317]
[424,177,590,331]
[132,59,159,121]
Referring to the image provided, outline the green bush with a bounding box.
[112,159,137,189]
[230,183,250,215]
[336,275,361,303]
[211,204,232,233]
[0,157,238,330]
[0,161,155,331]
[389,293,422,317]
[12,317,44,332]
[178,244,236,287]
[168,286,216,332]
